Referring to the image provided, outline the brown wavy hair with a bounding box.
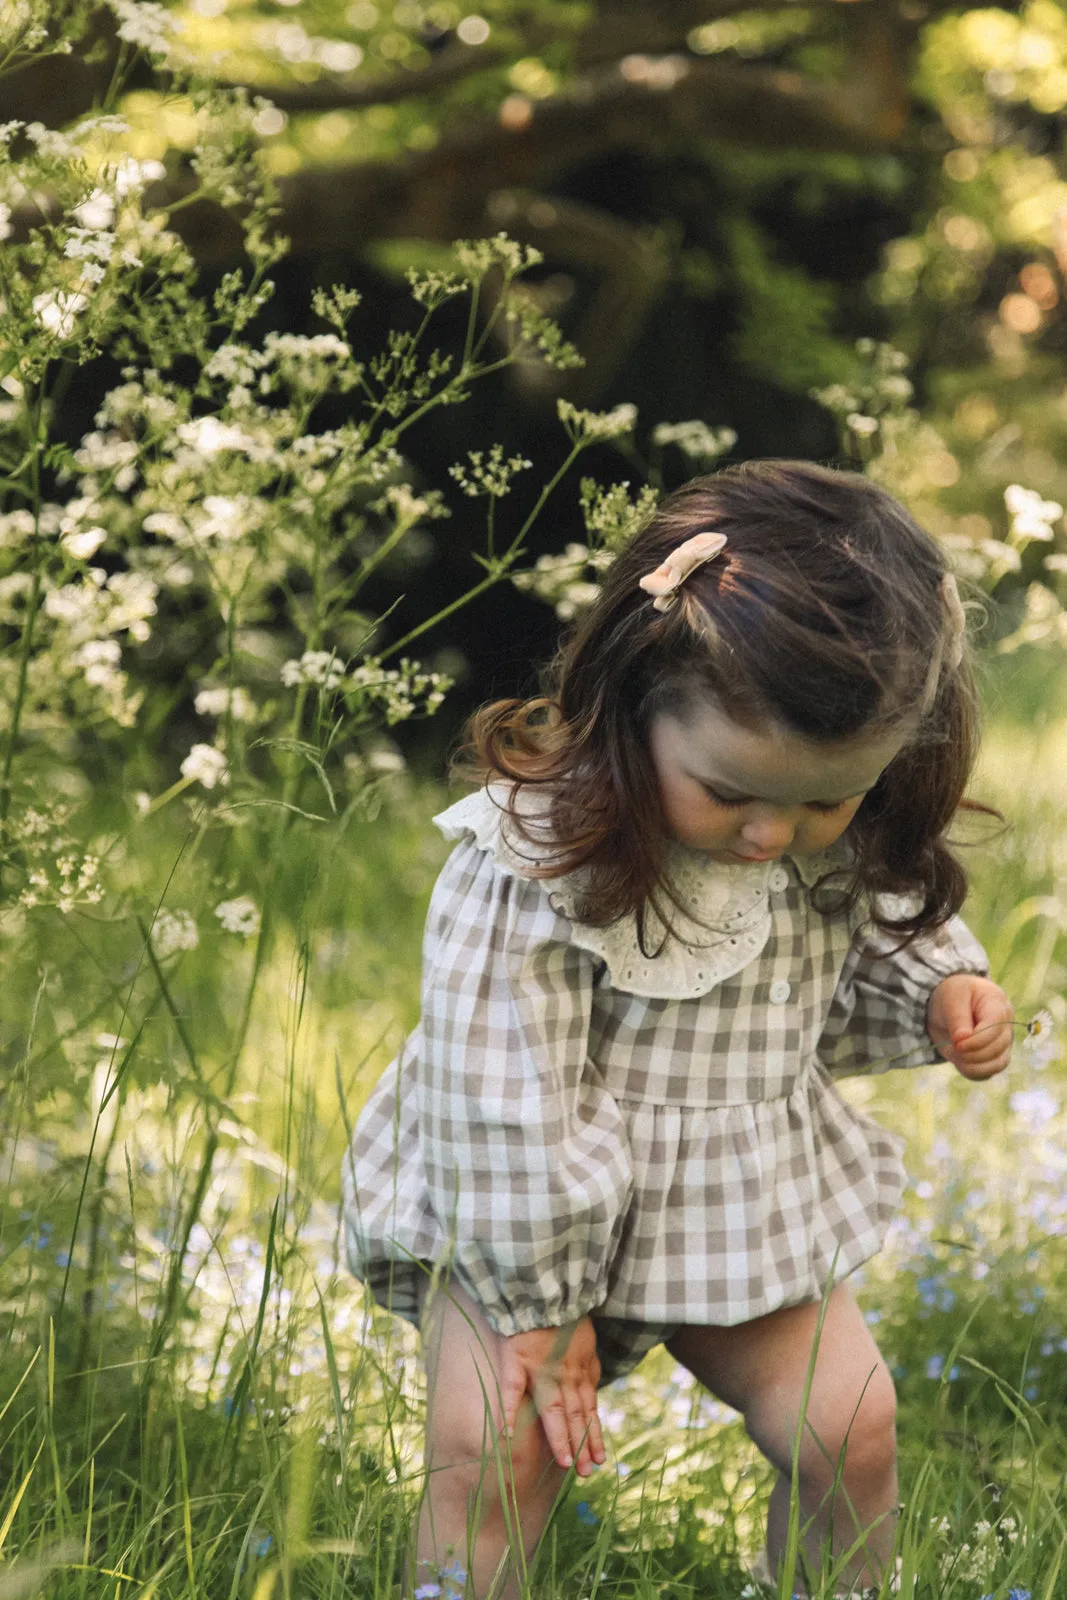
[461,459,986,948]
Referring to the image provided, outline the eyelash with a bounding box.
[702,785,846,815]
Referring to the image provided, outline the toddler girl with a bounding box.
[343,460,1014,1598]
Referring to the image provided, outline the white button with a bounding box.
[769,979,791,1004]
[769,866,789,893]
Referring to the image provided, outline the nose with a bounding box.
[740,807,798,854]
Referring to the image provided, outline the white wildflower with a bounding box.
[142,510,188,542]
[32,290,89,338]
[73,638,122,686]
[214,895,261,937]
[0,204,12,242]
[194,685,256,722]
[61,526,108,560]
[180,743,229,789]
[105,570,157,641]
[514,544,604,619]
[449,444,532,499]
[72,190,116,230]
[176,416,257,457]
[846,413,880,437]
[52,853,104,915]
[64,229,115,263]
[24,123,77,159]
[0,509,37,548]
[366,745,405,774]
[454,233,543,277]
[579,478,659,552]
[280,650,345,690]
[111,156,166,196]
[108,0,179,56]
[193,494,253,543]
[1005,484,1062,542]
[204,343,265,384]
[405,266,464,307]
[151,908,199,958]
[651,420,736,461]
[347,657,451,722]
[74,430,139,485]
[557,398,637,442]
[1023,1010,1059,1069]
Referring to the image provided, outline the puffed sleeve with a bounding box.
[415,834,634,1337]
[817,902,990,1079]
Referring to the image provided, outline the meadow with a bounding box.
[1,647,1066,1600]
[5,4,1067,1596]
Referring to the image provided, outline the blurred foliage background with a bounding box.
[9,0,1067,747]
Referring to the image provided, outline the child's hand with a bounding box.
[927,974,1014,1080]
[499,1316,606,1477]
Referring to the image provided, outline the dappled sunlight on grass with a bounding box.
[2,699,1067,1596]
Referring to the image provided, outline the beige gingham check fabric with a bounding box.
[342,789,988,1373]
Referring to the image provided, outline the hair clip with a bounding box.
[939,571,966,669]
[638,531,727,613]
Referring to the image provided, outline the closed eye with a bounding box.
[702,784,853,814]
[701,785,746,809]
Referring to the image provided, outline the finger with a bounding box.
[561,1383,595,1475]
[534,1382,575,1470]
[957,1057,1010,1080]
[498,1351,529,1436]
[955,1024,1014,1062]
[577,1384,606,1472]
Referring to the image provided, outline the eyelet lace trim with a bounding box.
[433,787,845,1000]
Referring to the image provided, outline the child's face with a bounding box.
[648,700,908,862]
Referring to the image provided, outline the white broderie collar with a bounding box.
[433,785,849,1001]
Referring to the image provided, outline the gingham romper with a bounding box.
[342,785,988,1381]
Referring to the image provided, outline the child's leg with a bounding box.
[666,1285,897,1593]
[417,1280,567,1600]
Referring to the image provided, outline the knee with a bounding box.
[797,1362,898,1492]
[428,1398,558,1503]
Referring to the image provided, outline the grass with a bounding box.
[1,654,1067,1599]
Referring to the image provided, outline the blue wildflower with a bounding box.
[254,1535,273,1558]
[576,1501,599,1527]
[926,1355,945,1380]
[1008,1590,1032,1599]
[56,1251,70,1268]
[414,1585,441,1598]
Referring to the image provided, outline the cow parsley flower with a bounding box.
[557,399,637,443]
[195,684,256,722]
[151,908,199,958]
[176,417,257,458]
[108,0,179,56]
[33,290,89,338]
[450,444,532,499]
[111,156,166,197]
[180,743,229,789]
[214,896,260,937]
[62,526,107,560]
[280,650,345,690]
[652,420,736,462]
[72,189,116,230]
[1005,484,1062,542]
